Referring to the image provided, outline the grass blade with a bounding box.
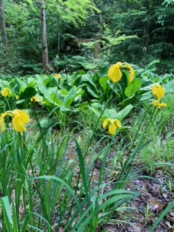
[75,140,90,206]
[1,196,13,232]
[150,201,174,232]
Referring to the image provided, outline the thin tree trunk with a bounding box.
[0,0,8,52]
[41,0,48,72]
[57,15,60,56]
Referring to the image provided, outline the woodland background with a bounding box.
[1,0,174,75]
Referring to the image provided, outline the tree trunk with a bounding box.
[57,15,60,56]
[0,0,8,52]
[40,0,49,72]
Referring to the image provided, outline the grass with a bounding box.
[139,94,174,175]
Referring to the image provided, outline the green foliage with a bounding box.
[47,0,98,27]
[138,93,174,174]
[0,0,99,74]
[163,0,174,6]
[0,60,173,231]
[1,62,173,118]
[125,79,142,98]
[1,0,174,74]
[53,55,102,72]
[89,103,134,123]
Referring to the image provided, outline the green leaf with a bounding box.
[120,95,137,106]
[115,104,134,119]
[139,92,152,102]
[25,0,37,13]
[16,99,26,104]
[88,106,100,118]
[63,86,82,107]
[20,87,36,100]
[82,72,98,91]
[1,196,13,232]
[103,108,118,119]
[61,89,68,95]
[150,201,174,232]
[39,118,51,128]
[99,76,108,91]
[89,103,133,121]
[86,86,99,98]
[0,80,10,88]
[75,141,90,206]
[125,78,141,97]
[50,93,62,106]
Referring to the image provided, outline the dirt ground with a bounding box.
[106,169,174,232]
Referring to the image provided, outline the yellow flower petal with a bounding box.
[151,100,159,107]
[1,89,8,97]
[151,85,158,96]
[1,88,12,97]
[151,85,165,101]
[0,112,13,132]
[102,119,109,128]
[157,86,165,100]
[128,66,134,83]
[15,110,30,124]
[116,62,123,68]
[54,74,61,80]
[108,64,122,83]
[12,115,25,132]
[115,119,121,128]
[108,123,116,135]
[124,63,134,83]
[30,96,39,102]
[151,100,167,109]
[159,102,167,108]
[0,114,6,132]
[12,110,30,133]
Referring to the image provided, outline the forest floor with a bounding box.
[65,139,174,232]
[105,168,174,232]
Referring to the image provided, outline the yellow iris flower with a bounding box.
[0,109,30,133]
[151,84,166,109]
[0,112,10,132]
[108,62,123,83]
[108,62,134,83]
[1,88,12,97]
[123,63,135,83]
[151,100,167,109]
[54,74,62,80]
[30,96,39,102]
[102,118,121,135]
[151,84,165,101]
